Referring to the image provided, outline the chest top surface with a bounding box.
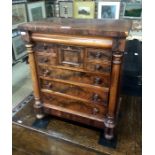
[18,18,132,38]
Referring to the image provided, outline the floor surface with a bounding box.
[12,62,32,108]
[13,95,142,155]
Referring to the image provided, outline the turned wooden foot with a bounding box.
[104,115,116,140]
[104,127,114,140]
[33,98,45,119]
[99,116,117,148]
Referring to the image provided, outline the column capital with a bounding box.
[112,52,123,64]
[25,44,33,48]
[25,44,34,53]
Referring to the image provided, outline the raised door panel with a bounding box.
[58,45,84,68]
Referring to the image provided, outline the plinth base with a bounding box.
[99,131,117,148]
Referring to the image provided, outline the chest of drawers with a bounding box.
[19,18,132,141]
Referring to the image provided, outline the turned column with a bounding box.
[104,38,125,140]
[25,44,44,119]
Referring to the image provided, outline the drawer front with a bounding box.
[33,42,56,53]
[41,80,108,105]
[58,45,84,68]
[34,42,57,65]
[85,63,111,73]
[86,48,112,62]
[42,93,106,119]
[35,53,57,65]
[38,66,110,87]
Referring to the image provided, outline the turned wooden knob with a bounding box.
[79,72,85,76]
[96,52,102,58]
[103,101,108,106]
[43,69,50,76]
[42,57,48,63]
[43,43,48,50]
[94,77,102,85]
[44,45,48,50]
[92,93,99,102]
[66,46,72,50]
[46,82,52,89]
[92,108,99,115]
[95,64,101,70]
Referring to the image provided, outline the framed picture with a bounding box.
[59,1,73,18]
[12,0,27,4]
[12,29,21,38]
[123,3,142,19]
[12,3,27,29]
[98,2,120,19]
[45,1,55,17]
[121,0,138,2]
[74,1,95,19]
[12,34,27,60]
[27,1,46,21]
[119,2,126,17]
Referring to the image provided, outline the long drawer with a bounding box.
[37,65,110,87]
[40,79,109,106]
[41,92,107,120]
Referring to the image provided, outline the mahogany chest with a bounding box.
[19,18,132,141]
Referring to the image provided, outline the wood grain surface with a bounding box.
[19,18,132,141]
[18,18,132,37]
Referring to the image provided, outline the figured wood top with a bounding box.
[18,18,132,38]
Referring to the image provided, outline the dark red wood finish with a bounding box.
[19,18,132,141]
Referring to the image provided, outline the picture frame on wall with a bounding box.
[97,2,120,19]
[45,1,55,17]
[123,3,142,19]
[54,1,60,17]
[27,1,46,21]
[119,2,126,18]
[12,3,27,29]
[74,1,95,19]
[12,0,27,4]
[12,34,27,60]
[59,1,73,18]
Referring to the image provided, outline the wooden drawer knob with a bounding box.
[79,72,85,76]
[92,108,99,115]
[45,82,52,89]
[95,64,101,71]
[94,77,102,85]
[39,57,48,63]
[43,70,50,76]
[42,57,48,63]
[92,93,99,102]
[43,44,48,50]
[66,46,72,50]
[96,52,102,58]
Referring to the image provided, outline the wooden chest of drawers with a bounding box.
[19,18,132,141]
